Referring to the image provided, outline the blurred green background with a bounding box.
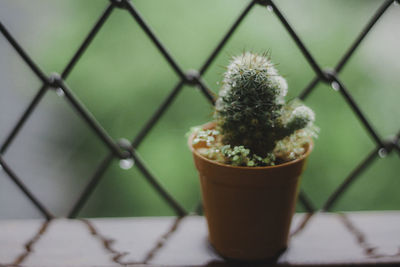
[1,0,399,218]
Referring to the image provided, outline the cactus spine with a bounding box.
[215,52,315,157]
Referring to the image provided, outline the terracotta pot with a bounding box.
[188,122,313,261]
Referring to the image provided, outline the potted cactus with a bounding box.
[188,52,317,261]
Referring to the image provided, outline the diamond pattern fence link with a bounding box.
[0,0,399,222]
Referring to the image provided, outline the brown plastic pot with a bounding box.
[188,122,313,261]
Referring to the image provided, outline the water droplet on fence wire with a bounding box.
[119,158,134,170]
[378,148,387,158]
[56,88,65,97]
[331,81,340,91]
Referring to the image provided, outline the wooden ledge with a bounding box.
[1,212,399,266]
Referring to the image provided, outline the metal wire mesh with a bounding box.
[0,0,399,220]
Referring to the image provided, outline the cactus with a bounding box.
[215,52,315,157]
[192,52,317,166]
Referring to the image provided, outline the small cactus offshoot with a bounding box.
[192,52,318,167]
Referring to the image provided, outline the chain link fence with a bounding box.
[0,0,399,221]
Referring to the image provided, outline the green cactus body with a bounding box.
[215,52,315,158]
[191,52,317,166]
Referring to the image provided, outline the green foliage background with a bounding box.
[14,0,399,217]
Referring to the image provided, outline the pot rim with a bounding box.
[188,121,313,170]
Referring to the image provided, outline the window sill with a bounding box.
[1,211,400,266]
